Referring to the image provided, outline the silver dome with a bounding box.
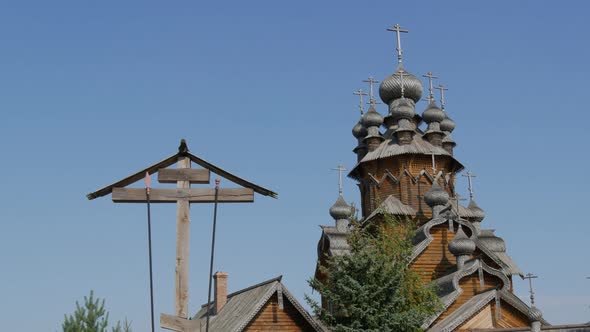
[329,195,353,220]
[467,200,485,222]
[389,97,416,121]
[361,105,384,128]
[448,227,476,256]
[422,101,445,124]
[424,183,449,207]
[528,306,543,322]
[379,65,423,104]
[352,120,367,139]
[478,229,506,253]
[440,114,456,132]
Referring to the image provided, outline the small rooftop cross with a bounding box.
[387,24,409,64]
[524,273,539,306]
[423,72,438,102]
[353,89,368,115]
[435,84,448,110]
[451,193,467,215]
[363,76,380,105]
[462,171,477,200]
[332,164,347,195]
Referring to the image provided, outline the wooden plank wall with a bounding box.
[433,274,504,325]
[358,155,456,220]
[244,293,316,332]
[411,223,460,283]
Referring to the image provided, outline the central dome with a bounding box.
[379,65,423,104]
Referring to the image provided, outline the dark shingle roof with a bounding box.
[193,276,323,332]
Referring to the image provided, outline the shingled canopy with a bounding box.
[86,139,278,200]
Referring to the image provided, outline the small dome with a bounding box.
[329,195,353,220]
[422,101,445,124]
[424,183,449,207]
[528,306,543,322]
[467,200,486,222]
[440,114,456,132]
[352,120,367,139]
[379,65,423,104]
[389,97,416,120]
[478,230,506,252]
[448,227,476,257]
[361,105,384,128]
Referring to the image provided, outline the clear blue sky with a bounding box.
[1,1,589,330]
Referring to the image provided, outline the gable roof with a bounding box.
[424,258,549,331]
[193,276,324,332]
[86,140,277,200]
[428,289,550,332]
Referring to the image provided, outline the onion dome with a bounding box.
[389,97,416,121]
[422,101,446,124]
[467,200,486,222]
[448,227,476,257]
[329,195,353,220]
[424,183,449,207]
[440,114,456,133]
[478,230,506,253]
[361,105,384,128]
[528,306,543,322]
[352,120,367,139]
[379,65,423,104]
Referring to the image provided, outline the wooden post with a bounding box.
[176,156,191,318]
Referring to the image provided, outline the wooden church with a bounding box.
[315,25,590,332]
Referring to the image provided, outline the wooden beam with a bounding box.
[158,168,210,184]
[160,313,201,332]
[112,188,255,203]
[176,156,191,319]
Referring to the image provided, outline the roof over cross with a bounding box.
[353,89,368,115]
[332,164,347,195]
[435,84,448,110]
[423,72,438,102]
[462,171,477,200]
[87,139,277,332]
[362,76,380,105]
[386,24,409,64]
[524,273,539,306]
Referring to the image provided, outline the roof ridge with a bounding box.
[226,275,282,299]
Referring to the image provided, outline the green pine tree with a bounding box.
[307,212,442,332]
[62,290,132,332]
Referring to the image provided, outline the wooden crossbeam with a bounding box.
[112,188,254,203]
[160,313,201,332]
[158,169,210,184]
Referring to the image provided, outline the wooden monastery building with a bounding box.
[315,26,590,332]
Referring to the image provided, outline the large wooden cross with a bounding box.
[87,140,277,332]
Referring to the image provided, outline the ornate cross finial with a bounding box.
[423,72,438,102]
[524,273,539,306]
[451,194,467,215]
[435,84,448,110]
[332,164,347,195]
[363,76,380,105]
[462,171,477,200]
[353,89,368,115]
[387,24,409,64]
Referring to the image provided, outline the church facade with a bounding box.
[315,25,570,332]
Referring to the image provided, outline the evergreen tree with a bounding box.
[62,291,131,332]
[307,212,442,332]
